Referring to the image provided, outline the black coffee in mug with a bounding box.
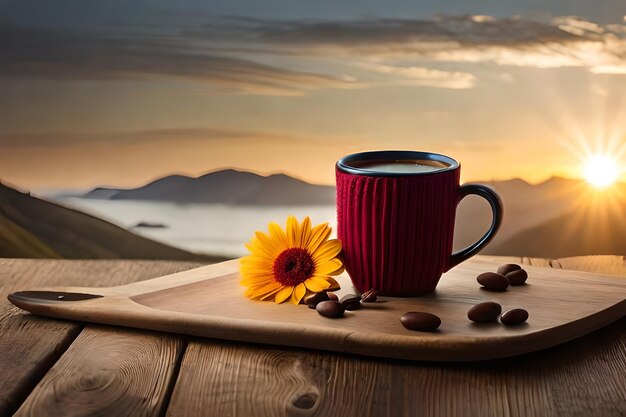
[347,159,450,174]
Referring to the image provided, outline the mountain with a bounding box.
[77,172,626,258]
[83,170,336,205]
[492,203,626,258]
[479,178,626,257]
[0,182,225,261]
[81,187,120,199]
[453,177,585,252]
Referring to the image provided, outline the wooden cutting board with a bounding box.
[8,257,626,362]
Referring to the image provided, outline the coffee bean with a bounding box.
[360,289,378,303]
[506,269,528,286]
[326,292,339,301]
[467,302,502,323]
[497,264,522,275]
[316,300,345,318]
[340,294,362,310]
[477,272,509,291]
[501,308,529,325]
[305,292,330,309]
[400,312,441,332]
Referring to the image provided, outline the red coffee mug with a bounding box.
[336,150,503,296]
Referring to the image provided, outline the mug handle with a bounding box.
[445,184,503,271]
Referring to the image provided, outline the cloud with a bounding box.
[362,63,475,89]
[202,15,626,74]
[0,24,357,95]
[2,14,625,98]
[216,15,573,47]
[0,127,293,148]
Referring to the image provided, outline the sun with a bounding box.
[583,154,619,188]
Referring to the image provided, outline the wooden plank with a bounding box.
[14,325,185,417]
[0,259,204,417]
[0,304,80,416]
[10,257,626,361]
[166,317,626,417]
[166,340,519,417]
[537,316,626,417]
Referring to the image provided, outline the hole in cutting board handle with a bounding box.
[8,291,104,304]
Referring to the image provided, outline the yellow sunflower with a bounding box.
[240,216,343,304]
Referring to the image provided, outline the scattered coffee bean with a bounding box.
[305,292,330,309]
[467,302,502,323]
[340,294,362,310]
[477,272,509,291]
[505,269,528,286]
[500,308,529,325]
[400,312,441,332]
[316,300,345,318]
[360,289,378,303]
[326,292,339,301]
[497,264,522,275]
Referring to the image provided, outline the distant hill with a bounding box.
[83,170,336,205]
[0,182,225,261]
[73,172,626,258]
[458,177,626,257]
[454,177,586,251]
[492,202,626,258]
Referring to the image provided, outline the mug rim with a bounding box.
[336,150,459,177]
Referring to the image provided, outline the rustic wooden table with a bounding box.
[0,256,624,417]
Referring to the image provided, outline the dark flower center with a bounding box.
[273,248,314,286]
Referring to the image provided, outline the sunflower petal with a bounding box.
[240,275,274,287]
[242,253,273,264]
[291,283,307,304]
[268,222,288,249]
[274,286,293,304]
[241,274,275,284]
[306,223,332,254]
[240,269,273,280]
[286,216,298,247]
[298,217,311,249]
[255,231,282,257]
[251,282,282,299]
[240,260,273,269]
[313,239,342,263]
[245,281,282,299]
[315,258,343,275]
[331,265,344,276]
[304,276,331,292]
[245,238,274,259]
[260,286,284,301]
[326,276,341,291]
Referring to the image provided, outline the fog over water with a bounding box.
[59,198,336,258]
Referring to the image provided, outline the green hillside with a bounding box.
[0,182,226,261]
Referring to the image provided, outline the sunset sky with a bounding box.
[1,0,626,190]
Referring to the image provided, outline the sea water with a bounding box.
[58,198,336,258]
